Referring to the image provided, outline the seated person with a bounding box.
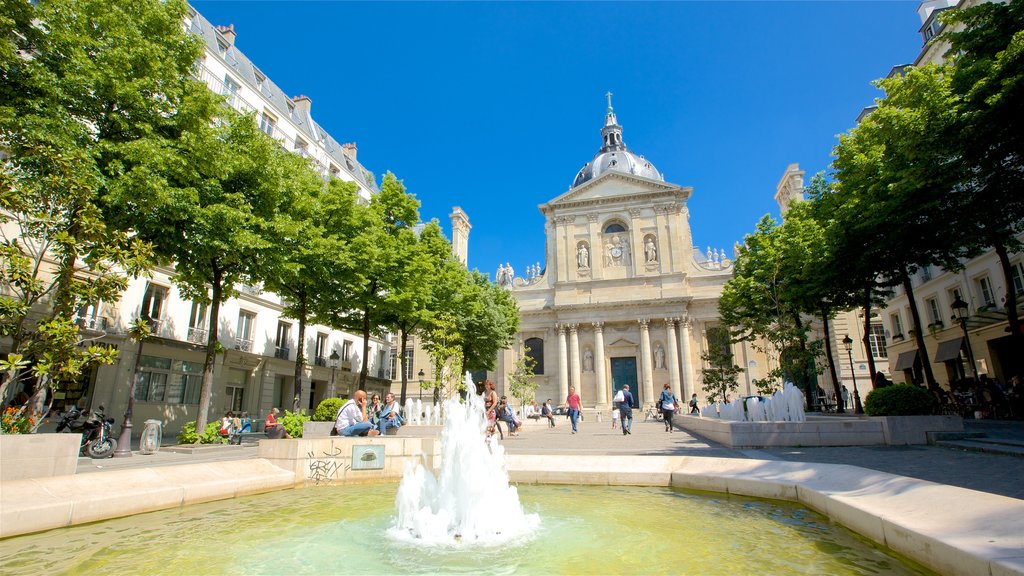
[498,396,522,435]
[264,407,291,439]
[377,392,403,435]
[239,411,252,433]
[334,390,380,437]
[541,399,555,427]
[524,400,541,420]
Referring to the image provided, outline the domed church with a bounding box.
[493,95,767,410]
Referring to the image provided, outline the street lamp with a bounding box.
[328,350,340,398]
[951,296,979,380]
[842,335,864,414]
[417,369,425,401]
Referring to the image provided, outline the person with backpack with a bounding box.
[541,399,555,428]
[689,393,700,415]
[659,383,678,433]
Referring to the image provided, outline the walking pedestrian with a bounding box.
[619,385,634,435]
[659,383,677,433]
[566,385,582,434]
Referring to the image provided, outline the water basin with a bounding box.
[0,482,934,575]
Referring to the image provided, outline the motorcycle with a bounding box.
[55,405,117,459]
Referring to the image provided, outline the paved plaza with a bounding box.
[73,415,1024,500]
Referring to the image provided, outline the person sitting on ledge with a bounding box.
[334,390,380,437]
[377,392,403,435]
[265,407,291,439]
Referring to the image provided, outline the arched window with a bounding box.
[524,337,544,375]
[603,222,627,234]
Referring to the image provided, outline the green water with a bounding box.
[0,484,934,575]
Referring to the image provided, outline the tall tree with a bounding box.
[943,1,1024,350]
[454,270,520,377]
[108,115,301,432]
[262,158,347,412]
[831,65,967,393]
[382,220,455,406]
[0,0,216,409]
[318,172,419,391]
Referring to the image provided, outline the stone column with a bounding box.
[665,318,681,400]
[593,322,607,406]
[639,318,654,406]
[569,324,581,393]
[679,318,695,400]
[557,324,569,403]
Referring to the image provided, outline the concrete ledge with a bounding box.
[0,459,294,539]
[505,454,1024,576]
[256,436,439,484]
[1,434,80,481]
[674,414,963,448]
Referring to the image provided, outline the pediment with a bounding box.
[543,171,687,210]
[606,337,638,348]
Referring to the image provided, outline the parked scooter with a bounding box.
[55,405,117,459]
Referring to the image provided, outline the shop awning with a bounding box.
[933,337,964,363]
[893,349,920,372]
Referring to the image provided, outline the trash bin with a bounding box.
[139,419,163,455]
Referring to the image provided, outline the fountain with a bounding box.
[392,372,539,545]
[701,382,807,422]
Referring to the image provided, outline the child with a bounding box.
[611,405,620,429]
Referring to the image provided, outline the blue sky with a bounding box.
[192,1,924,278]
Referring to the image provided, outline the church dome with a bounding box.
[571,94,664,189]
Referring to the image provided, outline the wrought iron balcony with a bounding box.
[274,347,290,360]
[187,327,208,344]
[235,338,253,353]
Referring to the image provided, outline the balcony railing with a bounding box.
[313,356,327,367]
[274,346,290,360]
[235,338,253,353]
[187,327,208,344]
[145,317,163,335]
[73,316,108,331]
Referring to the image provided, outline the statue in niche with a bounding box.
[654,344,666,370]
[644,235,658,263]
[577,243,590,270]
[583,347,594,372]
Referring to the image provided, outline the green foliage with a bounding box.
[175,421,226,445]
[700,326,743,403]
[864,384,937,416]
[280,410,310,438]
[506,346,539,410]
[1,407,37,434]
[313,398,346,422]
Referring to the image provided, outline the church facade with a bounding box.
[494,100,769,409]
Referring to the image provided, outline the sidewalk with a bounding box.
[72,415,1024,500]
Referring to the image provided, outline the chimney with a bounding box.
[216,24,236,46]
[341,142,358,162]
[291,95,312,116]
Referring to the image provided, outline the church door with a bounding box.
[610,357,639,408]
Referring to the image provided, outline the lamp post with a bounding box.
[328,350,340,398]
[951,296,979,380]
[417,369,425,401]
[842,335,864,414]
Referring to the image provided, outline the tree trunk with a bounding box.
[792,313,815,411]
[292,297,307,413]
[821,310,844,413]
[399,327,409,406]
[993,240,1024,356]
[862,287,878,386]
[358,313,371,392]
[195,269,222,435]
[902,272,940,392]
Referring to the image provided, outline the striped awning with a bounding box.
[933,337,964,363]
[893,349,920,372]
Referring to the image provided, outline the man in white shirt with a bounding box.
[334,390,380,437]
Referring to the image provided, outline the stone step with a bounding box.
[935,439,1024,458]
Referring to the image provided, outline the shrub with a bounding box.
[864,384,937,416]
[313,398,345,422]
[313,397,346,421]
[281,409,310,438]
[176,420,226,444]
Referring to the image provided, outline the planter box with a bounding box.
[877,414,963,445]
[0,434,80,481]
[301,421,336,438]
